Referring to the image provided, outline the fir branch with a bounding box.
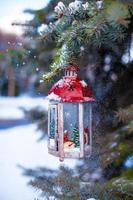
[41,67,61,82]
[115,105,133,123]
[38,0,133,81]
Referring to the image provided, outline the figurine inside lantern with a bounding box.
[47,64,95,161]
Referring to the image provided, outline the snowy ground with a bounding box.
[0,96,49,120]
[0,97,78,200]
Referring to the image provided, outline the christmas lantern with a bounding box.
[47,64,95,161]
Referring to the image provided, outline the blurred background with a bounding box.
[0,0,133,200]
[0,1,65,200]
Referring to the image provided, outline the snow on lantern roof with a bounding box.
[47,92,61,101]
[48,64,95,102]
[48,78,95,102]
[80,80,88,88]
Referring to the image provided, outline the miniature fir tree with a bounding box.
[73,126,80,147]
[50,119,55,139]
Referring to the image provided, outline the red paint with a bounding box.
[64,132,69,142]
[48,64,95,102]
[84,127,89,144]
[84,127,89,134]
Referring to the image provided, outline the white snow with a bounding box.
[0,124,78,200]
[38,24,49,35]
[0,96,49,120]
[122,33,133,64]
[83,2,89,10]
[104,64,110,72]
[65,111,71,118]
[110,73,118,81]
[124,156,133,168]
[69,1,82,14]
[64,147,80,152]
[54,2,66,15]
[80,46,85,51]
[90,168,102,181]
[50,139,55,148]
[96,0,103,9]
[47,92,61,101]
[87,198,97,200]
[80,80,87,87]
[0,96,80,200]
[109,142,117,149]
[56,79,64,86]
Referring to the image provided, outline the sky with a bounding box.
[0,0,50,35]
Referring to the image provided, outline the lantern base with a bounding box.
[48,146,92,161]
[48,148,59,157]
[59,157,64,162]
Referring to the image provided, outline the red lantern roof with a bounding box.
[48,64,95,102]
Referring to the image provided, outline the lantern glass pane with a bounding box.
[83,102,90,146]
[50,107,56,139]
[49,106,57,149]
[63,103,80,151]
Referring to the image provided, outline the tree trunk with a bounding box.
[7,67,15,96]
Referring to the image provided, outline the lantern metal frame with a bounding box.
[47,64,94,161]
[48,101,93,161]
